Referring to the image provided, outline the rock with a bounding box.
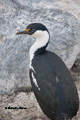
[54,0,80,61]
[0,34,3,44]
[0,0,80,94]
[0,92,43,120]
[54,0,80,20]
[71,58,80,72]
[0,91,80,120]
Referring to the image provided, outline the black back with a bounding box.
[29,51,79,120]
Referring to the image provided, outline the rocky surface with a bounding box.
[0,62,80,120]
[0,0,80,119]
[0,73,80,120]
[0,0,80,94]
[0,92,43,120]
[54,0,80,20]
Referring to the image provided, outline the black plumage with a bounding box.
[16,23,79,120]
[30,51,79,120]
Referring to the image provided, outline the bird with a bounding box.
[16,23,79,120]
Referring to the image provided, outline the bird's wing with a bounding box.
[55,67,79,116]
[30,68,58,113]
[31,51,79,116]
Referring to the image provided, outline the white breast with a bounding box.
[29,30,49,71]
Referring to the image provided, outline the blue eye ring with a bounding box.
[31,29,35,32]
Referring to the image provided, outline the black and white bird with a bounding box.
[16,23,79,120]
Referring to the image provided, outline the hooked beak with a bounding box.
[16,31,27,35]
[16,28,31,35]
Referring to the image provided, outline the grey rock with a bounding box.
[72,58,80,72]
[0,0,80,94]
[54,0,80,62]
[0,89,80,120]
[0,92,43,120]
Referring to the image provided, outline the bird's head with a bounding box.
[16,23,49,39]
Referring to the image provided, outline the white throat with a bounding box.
[29,30,49,69]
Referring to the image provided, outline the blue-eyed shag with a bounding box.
[16,23,79,120]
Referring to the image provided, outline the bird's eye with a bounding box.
[31,29,35,32]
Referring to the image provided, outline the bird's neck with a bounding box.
[29,31,49,62]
